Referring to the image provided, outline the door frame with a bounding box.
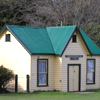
[68,64,81,92]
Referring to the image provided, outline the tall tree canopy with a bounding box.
[0,0,100,46]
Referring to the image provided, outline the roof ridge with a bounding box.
[46,25,76,28]
[46,27,55,54]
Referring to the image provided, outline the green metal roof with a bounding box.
[0,25,100,55]
[7,25,55,55]
[79,29,100,55]
[46,26,76,55]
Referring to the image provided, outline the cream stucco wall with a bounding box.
[0,30,31,92]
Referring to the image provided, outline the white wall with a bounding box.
[0,30,31,92]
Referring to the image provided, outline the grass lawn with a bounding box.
[0,90,100,100]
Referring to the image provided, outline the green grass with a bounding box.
[0,90,100,100]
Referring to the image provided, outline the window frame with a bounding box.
[72,35,77,42]
[37,59,48,87]
[5,34,11,42]
[86,59,95,84]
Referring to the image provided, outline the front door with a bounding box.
[68,65,80,92]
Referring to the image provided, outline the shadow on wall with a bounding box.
[6,74,29,93]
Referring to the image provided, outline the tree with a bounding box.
[49,0,100,47]
[0,65,14,92]
[0,0,100,47]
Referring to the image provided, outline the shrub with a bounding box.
[0,65,14,89]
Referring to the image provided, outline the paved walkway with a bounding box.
[73,91,95,93]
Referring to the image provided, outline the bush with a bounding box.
[0,65,14,90]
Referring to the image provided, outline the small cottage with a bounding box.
[0,25,100,92]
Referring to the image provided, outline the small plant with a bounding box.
[0,65,14,92]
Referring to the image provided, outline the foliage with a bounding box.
[0,0,100,47]
[0,65,14,89]
[82,23,100,46]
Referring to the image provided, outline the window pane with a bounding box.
[6,34,10,41]
[87,72,93,83]
[72,35,76,42]
[39,61,46,72]
[39,74,46,84]
[87,61,94,71]
[38,60,48,86]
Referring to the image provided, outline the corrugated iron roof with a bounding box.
[80,29,100,55]
[7,25,55,55]
[46,26,76,55]
[0,25,100,55]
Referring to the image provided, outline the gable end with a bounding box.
[60,26,98,57]
[6,25,32,55]
[77,28,92,56]
[60,25,77,56]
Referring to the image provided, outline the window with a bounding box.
[72,35,77,42]
[87,59,95,84]
[5,34,10,41]
[37,59,48,86]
